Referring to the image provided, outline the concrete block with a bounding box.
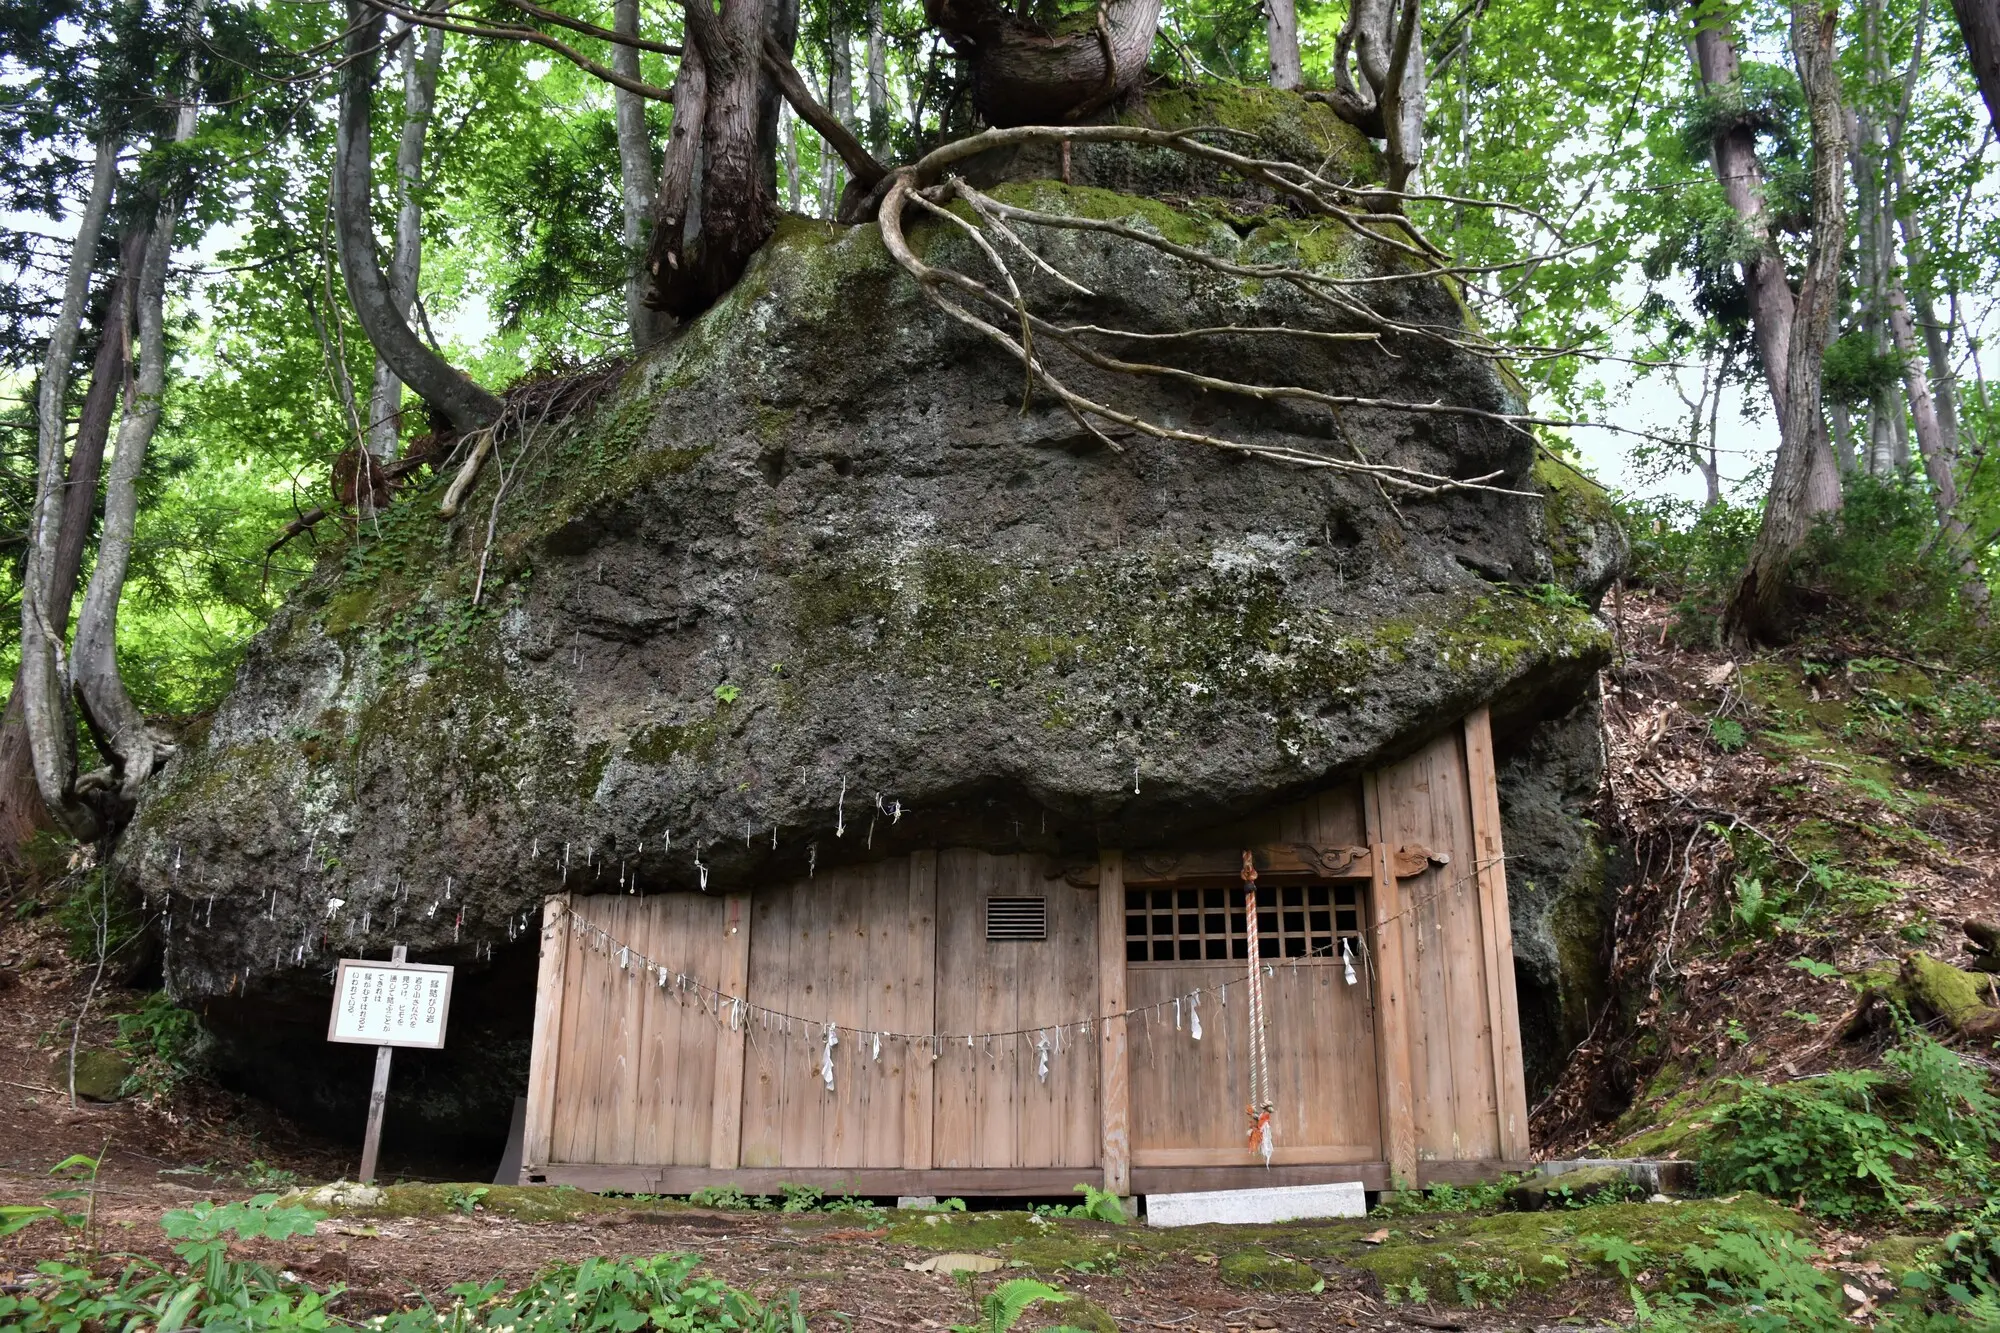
[1144,1180,1366,1228]
[896,1196,939,1210]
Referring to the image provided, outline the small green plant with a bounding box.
[713,683,741,703]
[0,1153,100,1243]
[446,1185,490,1216]
[380,1252,806,1333]
[1383,1276,1432,1306]
[112,992,203,1100]
[1632,1223,1848,1331]
[1709,716,1748,752]
[1070,1182,1125,1223]
[1371,1174,1519,1215]
[236,1159,300,1191]
[687,1184,763,1210]
[777,1183,823,1213]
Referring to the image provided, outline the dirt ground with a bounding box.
[0,901,1621,1331]
[6,583,1985,1330]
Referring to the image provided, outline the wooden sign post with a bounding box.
[327,946,454,1184]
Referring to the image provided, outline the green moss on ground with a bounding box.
[1339,1197,1807,1305]
[285,1182,633,1223]
[1218,1249,1321,1290]
[887,1211,1128,1273]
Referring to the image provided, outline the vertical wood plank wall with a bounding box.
[932,852,1100,1169]
[739,859,932,1169]
[547,893,729,1167]
[527,717,1532,1183]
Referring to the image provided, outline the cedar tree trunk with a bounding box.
[644,0,801,317]
[924,0,1163,128]
[1951,0,2000,136]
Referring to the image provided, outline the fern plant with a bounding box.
[951,1278,1088,1333]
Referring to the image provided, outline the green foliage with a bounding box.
[1708,716,1748,753]
[686,1185,761,1211]
[1027,1184,1126,1223]
[113,991,204,1100]
[1701,1072,1916,1216]
[379,1254,807,1333]
[1633,1223,1848,1332]
[949,1278,1074,1333]
[446,1186,491,1216]
[1372,1175,1519,1216]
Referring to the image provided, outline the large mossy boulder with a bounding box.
[116,94,1618,1141]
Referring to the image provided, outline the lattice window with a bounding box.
[1125,883,1363,964]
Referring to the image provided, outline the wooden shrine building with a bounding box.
[519,710,1530,1197]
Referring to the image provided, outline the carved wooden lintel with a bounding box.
[1057,842,1447,889]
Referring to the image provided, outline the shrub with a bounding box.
[1700,1072,1915,1216]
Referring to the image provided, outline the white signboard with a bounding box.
[327,959,454,1049]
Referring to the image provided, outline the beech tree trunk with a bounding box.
[0,233,138,867]
[71,184,182,816]
[19,130,122,844]
[643,0,800,317]
[1315,0,1425,191]
[1266,0,1302,89]
[337,0,502,433]
[924,0,1162,127]
[615,0,672,348]
[1952,0,2000,136]
[1725,0,1850,644]
[365,20,447,455]
[1691,9,1798,420]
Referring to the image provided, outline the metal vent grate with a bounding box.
[986,897,1047,942]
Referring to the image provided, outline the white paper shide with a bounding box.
[327,960,454,1049]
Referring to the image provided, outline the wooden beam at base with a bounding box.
[1097,849,1130,1197]
[536,1159,1528,1197]
[708,892,753,1170]
[1464,708,1532,1161]
[520,893,572,1183]
[1416,1158,1534,1187]
[543,1165,1105,1197]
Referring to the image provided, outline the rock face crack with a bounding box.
[118,141,1622,1141]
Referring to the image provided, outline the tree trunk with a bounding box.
[924,0,1162,128]
[1951,0,2000,136]
[1691,8,1797,420]
[643,0,800,317]
[69,78,213,820]
[1266,0,1302,90]
[615,0,673,349]
[1316,0,1425,191]
[1725,0,1849,644]
[337,0,502,433]
[0,232,138,867]
[20,130,121,844]
[71,185,180,818]
[866,0,889,151]
[366,20,447,455]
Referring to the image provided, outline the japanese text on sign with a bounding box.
[327,960,454,1049]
